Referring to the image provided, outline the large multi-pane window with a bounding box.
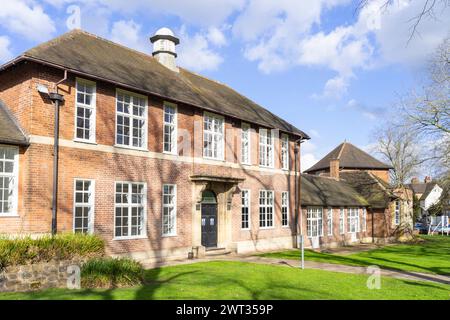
[327,208,333,236]
[115,182,146,238]
[394,200,400,225]
[163,103,177,154]
[0,146,18,215]
[307,207,323,237]
[241,190,250,230]
[281,191,289,227]
[339,208,345,235]
[75,79,96,142]
[241,123,251,165]
[281,134,289,170]
[259,190,274,228]
[362,208,367,232]
[73,179,94,234]
[162,184,177,236]
[203,113,224,160]
[259,128,274,167]
[348,208,360,233]
[116,91,147,149]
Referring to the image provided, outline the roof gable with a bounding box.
[0,99,29,146]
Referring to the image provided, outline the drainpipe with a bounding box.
[294,138,305,269]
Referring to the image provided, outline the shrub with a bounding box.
[0,233,104,271]
[81,257,144,288]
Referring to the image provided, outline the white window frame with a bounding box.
[241,123,251,165]
[281,191,289,227]
[115,89,148,150]
[348,208,360,233]
[339,208,345,235]
[163,102,177,155]
[74,78,96,143]
[0,145,19,216]
[259,190,274,229]
[327,207,333,236]
[73,179,95,234]
[114,181,147,240]
[203,112,224,160]
[281,134,289,170]
[241,189,250,230]
[394,200,400,225]
[307,207,323,238]
[259,128,274,168]
[362,207,367,232]
[162,184,177,237]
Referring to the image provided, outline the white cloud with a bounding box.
[110,20,148,53]
[309,129,320,138]
[177,26,224,72]
[0,0,56,41]
[346,99,387,120]
[0,36,13,63]
[301,153,319,172]
[207,27,228,47]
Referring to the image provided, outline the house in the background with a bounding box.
[304,142,414,242]
[407,177,444,218]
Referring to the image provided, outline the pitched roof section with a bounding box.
[340,171,394,209]
[406,183,428,195]
[419,183,438,201]
[2,29,308,139]
[304,142,392,173]
[0,99,29,146]
[301,174,369,207]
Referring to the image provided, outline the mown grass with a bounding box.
[0,233,104,271]
[0,261,448,300]
[258,235,450,275]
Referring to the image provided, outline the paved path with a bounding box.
[142,254,450,285]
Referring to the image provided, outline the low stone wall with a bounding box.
[0,259,85,292]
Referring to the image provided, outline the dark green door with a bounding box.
[201,203,217,248]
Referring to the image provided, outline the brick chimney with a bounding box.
[330,158,340,180]
[411,177,419,184]
[424,176,432,183]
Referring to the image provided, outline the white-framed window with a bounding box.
[281,134,289,170]
[114,182,146,239]
[259,190,274,228]
[74,79,96,142]
[327,207,333,236]
[162,184,177,236]
[281,191,289,227]
[241,189,250,230]
[163,102,177,154]
[73,179,95,234]
[307,207,323,237]
[348,208,359,233]
[116,90,147,149]
[339,208,345,235]
[0,146,19,216]
[259,128,274,167]
[362,207,367,232]
[203,112,224,160]
[241,123,251,165]
[394,200,400,225]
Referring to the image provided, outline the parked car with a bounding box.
[414,222,428,234]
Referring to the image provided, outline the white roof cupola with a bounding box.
[150,27,180,72]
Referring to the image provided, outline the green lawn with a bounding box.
[0,261,449,300]
[259,235,450,275]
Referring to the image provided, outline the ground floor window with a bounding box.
[327,208,333,236]
[259,190,274,228]
[115,182,146,238]
[241,190,250,229]
[307,207,323,237]
[0,146,18,216]
[162,184,176,236]
[281,191,289,227]
[339,208,345,235]
[348,208,360,233]
[394,200,400,225]
[73,179,95,233]
[362,208,367,232]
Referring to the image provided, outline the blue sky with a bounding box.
[0,0,449,172]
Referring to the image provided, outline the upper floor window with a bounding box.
[0,146,18,216]
[281,191,289,227]
[307,207,323,238]
[281,134,289,170]
[394,201,400,225]
[163,102,177,154]
[259,128,274,168]
[259,190,274,228]
[203,113,224,160]
[241,123,251,165]
[116,91,147,149]
[73,179,95,234]
[75,79,96,142]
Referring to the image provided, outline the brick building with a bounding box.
[0,28,401,262]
